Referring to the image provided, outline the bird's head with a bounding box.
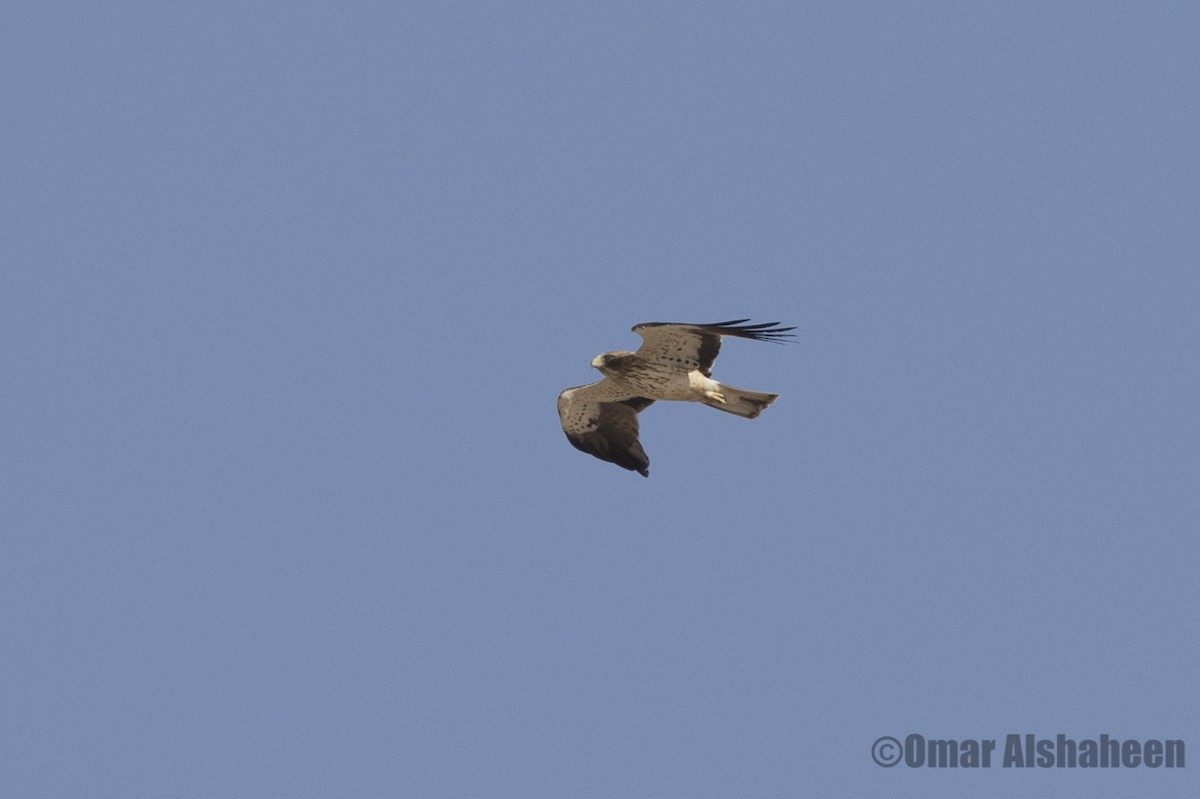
[592,350,633,375]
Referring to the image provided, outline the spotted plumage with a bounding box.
[557,319,795,477]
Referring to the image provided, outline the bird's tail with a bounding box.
[703,382,780,419]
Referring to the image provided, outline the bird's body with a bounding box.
[557,319,794,476]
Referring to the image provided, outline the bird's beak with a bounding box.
[591,355,605,368]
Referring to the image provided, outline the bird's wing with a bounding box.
[557,381,655,477]
[630,319,795,376]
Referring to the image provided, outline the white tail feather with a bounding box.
[702,383,779,419]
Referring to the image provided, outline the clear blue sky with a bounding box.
[3,2,1197,797]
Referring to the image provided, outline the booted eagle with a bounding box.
[557,319,794,477]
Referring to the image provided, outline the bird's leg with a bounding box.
[704,389,726,403]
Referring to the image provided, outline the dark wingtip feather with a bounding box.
[631,318,796,342]
[703,319,796,343]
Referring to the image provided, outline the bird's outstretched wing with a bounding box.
[631,319,795,376]
[557,382,656,477]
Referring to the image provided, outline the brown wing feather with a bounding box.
[631,319,795,376]
[557,385,655,476]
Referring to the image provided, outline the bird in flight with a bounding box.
[557,319,795,477]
